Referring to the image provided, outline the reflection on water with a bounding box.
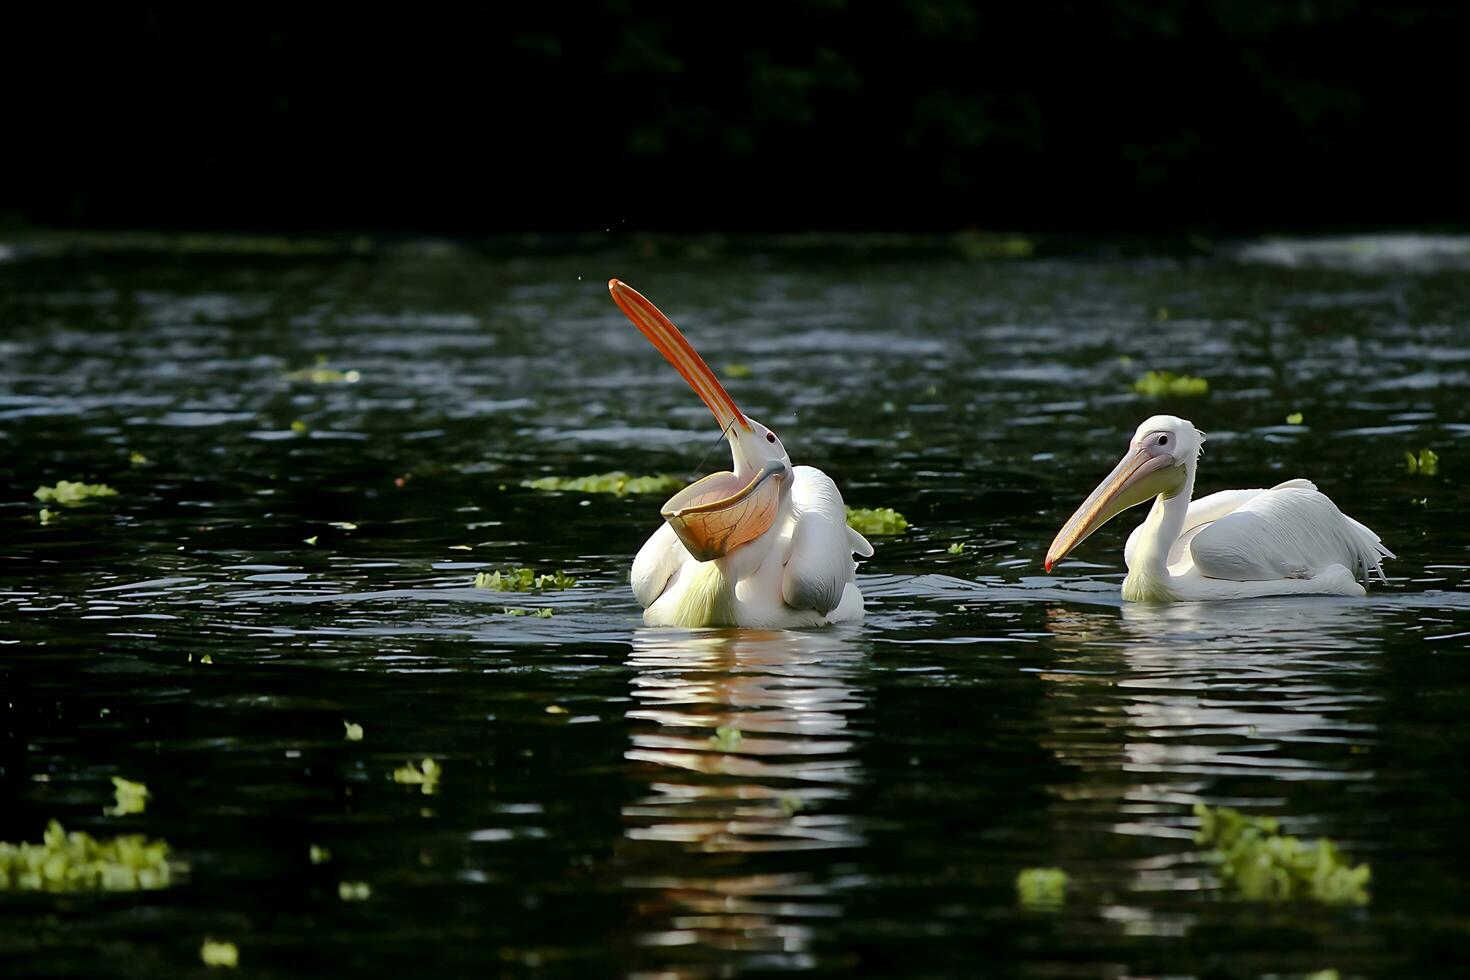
[622,628,866,967]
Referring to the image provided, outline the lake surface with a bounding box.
[2,232,1467,978]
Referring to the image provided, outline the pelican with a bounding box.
[1045,415,1393,601]
[608,279,872,628]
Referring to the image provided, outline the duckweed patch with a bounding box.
[106,776,149,816]
[338,881,372,901]
[0,821,180,892]
[200,939,239,969]
[1405,448,1439,476]
[1132,371,1209,397]
[722,363,753,378]
[1193,803,1370,905]
[34,481,118,506]
[393,758,442,795]
[474,568,577,592]
[1016,868,1069,906]
[1286,412,1304,425]
[343,721,364,742]
[709,726,743,751]
[504,607,554,618]
[846,507,909,536]
[523,472,684,497]
[947,542,966,554]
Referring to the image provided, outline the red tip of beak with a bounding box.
[1044,559,1054,573]
[608,278,621,290]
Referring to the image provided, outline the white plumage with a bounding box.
[635,466,871,628]
[1052,415,1393,602]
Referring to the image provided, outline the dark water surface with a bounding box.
[2,234,1468,978]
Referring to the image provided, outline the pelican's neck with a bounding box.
[1123,456,1197,601]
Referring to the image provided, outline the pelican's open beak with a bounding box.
[609,279,782,561]
[1044,445,1179,572]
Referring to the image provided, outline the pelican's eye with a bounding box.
[1158,435,1169,446]
[766,432,776,444]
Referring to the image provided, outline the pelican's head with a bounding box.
[1044,415,1203,571]
[609,279,793,562]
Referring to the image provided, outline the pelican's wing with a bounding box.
[631,521,690,608]
[1188,479,1393,583]
[781,465,870,616]
[1127,488,1267,568]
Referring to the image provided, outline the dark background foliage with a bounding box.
[5,2,1466,233]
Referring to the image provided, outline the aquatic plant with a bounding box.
[309,844,332,865]
[708,726,743,751]
[722,362,753,378]
[105,777,149,816]
[283,365,361,384]
[1132,371,1209,397]
[200,939,239,969]
[0,821,180,892]
[34,481,117,506]
[129,451,150,466]
[947,542,966,554]
[503,607,554,618]
[846,507,909,535]
[393,758,442,795]
[1193,803,1370,905]
[343,721,364,742]
[522,472,684,497]
[38,508,57,525]
[474,568,576,592]
[1404,448,1439,476]
[1286,412,1304,425]
[1016,867,1069,906]
[338,880,372,901]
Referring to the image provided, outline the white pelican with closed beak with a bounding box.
[609,279,872,628]
[1045,415,1393,601]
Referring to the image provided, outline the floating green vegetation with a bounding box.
[474,568,577,592]
[522,472,684,497]
[722,363,753,378]
[38,508,57,525]
[1193,803,1370,905]
[952,231,1035,260]
[504,607,554,618]
[708,726,743,751]
[303,535,319,546]
[1286,412,1304,425]
[343,721,364,742]
[1016,867,1069,907]
[1132,371,1209,397]
[338,880,372,901]
[34,481,118,506]
[129,451,150,466]
[393,758,442,795]
[106,777,149,816]
[199,654,214,665]
[0,821,180,892]
[779,794,805,816]
[846,507,909,536]
[283,366,361,384]
[947,542,966,554]
[309,844,332,865]
[200,939,239,969]
[1404,448,1439,476]
[290,420,309,434]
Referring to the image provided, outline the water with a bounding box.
[1,233,1467,977]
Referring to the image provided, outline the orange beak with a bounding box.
[609,279,784,561]
[608,279,749,435]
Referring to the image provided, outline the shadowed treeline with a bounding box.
[6,2,1466,233]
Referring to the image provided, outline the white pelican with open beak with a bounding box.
[1045,415,1393,601]
[610,279,872,628]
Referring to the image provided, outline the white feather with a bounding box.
[781,466,860,616]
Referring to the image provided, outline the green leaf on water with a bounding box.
[708,726,743,751]
[38,509,56,525]
[1286,412,1304,425]
[290,420,309,434]
[722,363,753,378]
[309,844,332,865]
[474,568,576,592]
[34,481,118,506]
[1132,371,1209,397]
[393,758,441,795]
[1193,803,1370,905]
[129,451,150,466]
[1016,867,1069,907]
[846,507,909,536]
[343,721,364,742]
[338,880,372,901]
[1404,448,1439,476]
[105,777,149,817]
[522,472,685,497]
[200,938,239,969]
[283,366,361,384]
[0,820,181,892]
[948,542,966,554]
